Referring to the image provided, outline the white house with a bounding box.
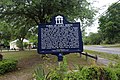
[10,39,29,50]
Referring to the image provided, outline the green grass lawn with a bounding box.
[1,50,98,69]
[84,49,120,63]
[65,53,96,68]
[101,44,120,48]
[0,50,102,80]
[1,50,36,60]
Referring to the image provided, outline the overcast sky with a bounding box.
[86,0,119,35]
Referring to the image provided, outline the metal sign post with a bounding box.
[57,53,63,61]
[57,53,63,67]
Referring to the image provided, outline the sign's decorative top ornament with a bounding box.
[55,15,63,24]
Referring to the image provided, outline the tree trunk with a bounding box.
[0,54,3,61]
[20,39,24,51]
[17,38,24,51]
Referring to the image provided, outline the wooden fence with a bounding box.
[80,52,98,61]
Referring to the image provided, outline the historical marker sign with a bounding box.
[38,15,83,54]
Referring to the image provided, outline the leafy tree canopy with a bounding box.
[0,0,95,26]
[98,2,120,44]
[83,32,101,45]
[0,0,96,49]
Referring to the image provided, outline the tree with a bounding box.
[83,32,101,45]
[98,2,120,44]
[0,22,13,46]
[0,0,96,50]
[0,0,95,25]
[0,19,32,50]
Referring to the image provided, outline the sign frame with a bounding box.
[38,15,83,55]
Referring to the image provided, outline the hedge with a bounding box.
[34,65,120,80]
[0,59,18,74]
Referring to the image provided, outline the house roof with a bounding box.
[10,39,29,43]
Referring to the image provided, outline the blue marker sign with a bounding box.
[38,15,83,54]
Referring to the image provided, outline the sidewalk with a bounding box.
[97,57,115,66]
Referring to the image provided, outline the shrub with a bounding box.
[80,66,118,80]
[114,68,120,80]
[34,65,47,80]
[34,59,120,80]
[34,57,68,80]
[23,42,29,49]
[0,59,18,74]
[111,63,120,80]
[65,66,118,80]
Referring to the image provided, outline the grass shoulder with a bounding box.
[84,49,120,62]
[101,44,120,48]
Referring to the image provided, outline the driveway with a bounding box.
[84,45,120,54]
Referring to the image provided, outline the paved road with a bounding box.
[84,45,120,54]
